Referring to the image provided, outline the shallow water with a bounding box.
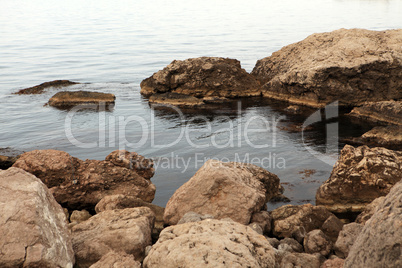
[0,0,400,208]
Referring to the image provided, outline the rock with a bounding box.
[89,251,141,268]
[266,237,280,248]
[14,80,79,94]
[0,167,74,268]
[355,196,385,224]
[334,223,363,258]
[0,155,17,170]
[140,57,261,107]
[345,180,402,267]
[321,258,345,268]
[248,222,264,235]
[13,149,156,210]
[251,29,402,108]
[47,91,115,109]
[304,229,333,257]
[164,160,281,225]
[177,211,214,224]
[275,251,321,268]
[278,238,304,253]
[72,207,154,268]
[250,210,272,235]
[361,126,402,149]
[284,105,302,114]
[271,204,334,243]
[348,100,402,126]
[316,145,402,213]
[70,210,92,223]
[321,215,344,243]
[143,219,276,268]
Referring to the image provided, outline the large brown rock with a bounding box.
[140,57,261,107]
[164,160,281,225]
[345,180,402,268]
[72,207,154,268]
[334,223,363,259]
[13,149,156,210]
[348,100,402,125]
[47,91,115,109]
[0,168,74,268]
[251,29,402,107]
[316,145,402,213]
[271,204,335,243]
[143,219,276,268]
[303,229,333,257]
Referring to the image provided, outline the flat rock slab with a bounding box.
[47,90,115,109]
[348,100,402,126]
[14,80,79,94]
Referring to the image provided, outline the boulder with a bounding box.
[177,211,214,224]
[278,238,303,253]
[303,229,333,257]
[164,160,281,225]
[89,251,141,268]
[250,210,272,235]
[13,149,156,210]
[143,219,276,268]
[105,150,155,179]
[271,204,334,243]
[321,258,345,268]
[251,28,402,107]
[348,100,402,126]
[140,57,261,107]
[355,196,385,224]
[70,210,92,224]
[334,223,363,259]
[316,145,402,213]
[14,80,79,94]
[72,207,154,268]
[0,167,74,268]
[275,251,321,268]
[345,180,402,267]
[47,91,115,109]
[321,215,344,243]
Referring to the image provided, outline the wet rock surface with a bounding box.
[47,90,115,109]
[316,145,402,213]
[348,100,402,126]
[251,29,402,107]
[14,80,79,94]
[0,168,74,268]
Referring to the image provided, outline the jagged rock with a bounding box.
[13,149,156,210]
[143,219,276,268]
[70,210,92,224]
[316,145,402,213]
[250,211,272,235]
[177,212,214,224]
[251,29,402,107]
[140,57,261,107]
[47,91,115,109]
[321,215,344,243]
[14,80,79,94]
[334,223,363,258]
[304,229,333,257]
[321,258,345,268]
[72,207,154,268]
[278,238,303,253]
[164,160,280,225]
[348,100,402,125]
[355,196,385,224]
[361,126,402,149]
[271,204,334,243]
[89,251,141,268]
[345,180,402,267]
[275,251,321,268]
[0,168,74,268]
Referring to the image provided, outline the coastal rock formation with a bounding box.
[345,180,402,268]
[140,57,261,107]
[271,204,334,243]
[13,149,156,210]
[143,219,276,268]
[14,80,79,94]
[0,168,74,268]
[89,251,141,268]
[348,100,402,125]
[72,207,154,268]
[251,28,402,107]
[163,160,281,225]
[47,91,115,109]
[316,145,402,213]
[334,223,363,258]
[359,126,402,149]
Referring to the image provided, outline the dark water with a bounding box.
[0,0,400,208]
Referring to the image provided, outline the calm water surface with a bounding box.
[0,0,400,207]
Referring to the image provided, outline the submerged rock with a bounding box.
[251,28,402,107]
[14,80,79,94]
[348,100,402,125]
[316,145,402,213]
[47,90,115,109]
[0,168,74,268]
[163,159,281,225]
[140,57,261,107]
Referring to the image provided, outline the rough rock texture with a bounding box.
[140,57,261,106]
[271,204,334,243]
[72,207,154,268]
[250,211,272,235]
[278,238,304,253]
[345,180,402,267]
[89,251,141,268]
[70,210,92,224]
[304,229,333,257]
[316,145,402,213]
[0,155,17,170]
[177,211,214,224]
[361,126,402,149]
[275,251,321,268]
[355,196,385,224]
[321,215,344,243]
[321,258,345,268]
[334,223,363,259]
[251,29,402,107]
[14,80,79,94]
[13,149,156,210]
[348,100,402,125]
[164,160,281,225]
[143,219,276,268]
[47,91,115,108]
[0,168,74,268]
